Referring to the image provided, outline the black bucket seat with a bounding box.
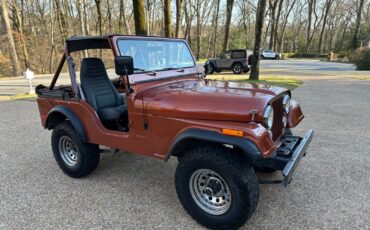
[80,58,127,125]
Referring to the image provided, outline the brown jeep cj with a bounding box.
[36,35,313,229]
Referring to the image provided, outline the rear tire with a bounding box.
[51,121,100,178]
[175,146,259,229]
[232,63,243,74]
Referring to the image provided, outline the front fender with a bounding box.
[167,128,262,163]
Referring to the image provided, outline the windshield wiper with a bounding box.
[134,68,157,76]
[156,67,186,72]
[134,68,146,72]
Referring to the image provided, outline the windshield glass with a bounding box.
[117,39,195,73]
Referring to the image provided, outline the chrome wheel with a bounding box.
[58,136,78,167]
[189,169,232,215]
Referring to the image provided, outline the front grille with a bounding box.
[271,95,284,141]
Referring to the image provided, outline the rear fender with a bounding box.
[45,105,87,141]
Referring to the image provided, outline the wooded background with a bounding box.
[0,0,369,77]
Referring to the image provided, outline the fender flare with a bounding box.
[167,128,261,163]
[45,105,87,141]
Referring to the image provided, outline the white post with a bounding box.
[23,68,35,94]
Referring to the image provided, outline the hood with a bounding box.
[139,79,288,122]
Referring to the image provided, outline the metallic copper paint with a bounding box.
[37,35,305,161]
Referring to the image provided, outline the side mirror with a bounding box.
[115,56,134,75]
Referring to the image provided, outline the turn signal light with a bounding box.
[222,129,244,137]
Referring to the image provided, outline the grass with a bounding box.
[354,76,370,81]
[11,93,37,101]
[206,74,303,91]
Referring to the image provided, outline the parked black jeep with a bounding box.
[204,49,252,74]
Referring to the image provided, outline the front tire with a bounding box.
[51,121,100,178]
[175,146,259,229]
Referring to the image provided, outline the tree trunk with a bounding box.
[164,0,171,37]
[175,0,184,38]
[268,0,279,50]
[1,0,21,77]
[94,0,103,58]
[352,0,365,50]
[250,0,268,80]
[306,0,314,53]
[195,0,201,60]
[273,0,284,51]
[222,0,234,52]
[54,0,68,43]
[107,0,113,33]
[183,0,192,46]
[132,0,147,35]
[94,0,103,35]
[212,0,221,57]
[49,0,56,73]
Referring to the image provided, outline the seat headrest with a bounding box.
[80,58,106,79]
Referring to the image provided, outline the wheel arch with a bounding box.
[45,105,87,142]
[167,128,261,163]
[232,61,246,69]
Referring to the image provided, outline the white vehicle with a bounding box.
[261,50,281,59]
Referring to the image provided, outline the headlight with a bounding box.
[282,94,291,113]
[263,105,274,130]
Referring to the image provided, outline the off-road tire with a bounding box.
[51,121,99,178]
[232,63,243,74]
[175,146,260,229]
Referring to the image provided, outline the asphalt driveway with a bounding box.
[0,72,370,229]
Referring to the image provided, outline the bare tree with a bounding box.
[250,0,268,80]
[11,0,30,68]
[132,0,147,35]
[223,0,234,52]
[119,0,131,34]
[54,0,68,43]
[0,0,20,76]
[318,0,335,54]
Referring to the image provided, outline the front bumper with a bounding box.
[257,129,314,186]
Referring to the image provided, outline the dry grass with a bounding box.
[10,93,37,101]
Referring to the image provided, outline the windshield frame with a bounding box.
[116,37,196,74]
